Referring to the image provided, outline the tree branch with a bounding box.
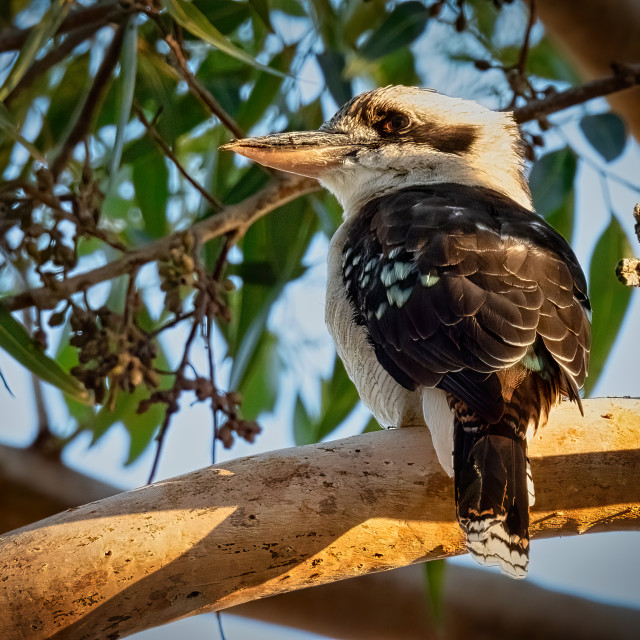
[1,174,319,312]
[0,2,130,53]
[50,22,127,178]
[512,62,640,123]
[1,398,639,639]
[3,64,640,312]
[2,445,638,640]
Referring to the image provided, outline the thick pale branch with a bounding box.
[2,447,639,640]
[1,398,639,639]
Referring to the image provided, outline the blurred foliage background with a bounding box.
[1,1,639,638]
[0,0,637,483]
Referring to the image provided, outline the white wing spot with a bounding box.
[420,273,440,287]
[386,284,412,307]
[375,301,388,320]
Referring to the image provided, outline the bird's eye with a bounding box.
[380,113,410,134]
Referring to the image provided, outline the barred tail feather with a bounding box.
[451,400,531,579]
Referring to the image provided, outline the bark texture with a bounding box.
[1,398,639,639]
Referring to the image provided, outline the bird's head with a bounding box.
[221,86,531,215]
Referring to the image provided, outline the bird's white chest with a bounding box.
[325,222,455,476]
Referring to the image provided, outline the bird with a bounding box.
[221,86,591,579]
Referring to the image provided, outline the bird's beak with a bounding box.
[219,131,353,179]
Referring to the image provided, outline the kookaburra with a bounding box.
[221,86,591,578]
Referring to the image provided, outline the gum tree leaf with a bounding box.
[529,147,577,242]
[161,0,285,77]
[0,303,90,404]
[133,149,169,238]
[238,331,280,420]
[315,357,359,440]
[237,46,296,130]
[317,50,352,107]
[585,216,633,394]
[0,0,71,102]
[0,103,46,164]
[293,394,314,446]
[425,560,447,626]
[359,2,430,61]
[248,0,274,32]
[109,17,138,184]
[580,113,627,163]
[526,37,580,84]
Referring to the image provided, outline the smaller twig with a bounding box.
[20,184,127,252]
[0,1,131,53]
[52,23,127,178]
[518,1,536,76]
[122,267,139,328]
[205,316,219,465]
[5,24,101,105]
[3,175,320,313]
[215,612,227,640]
[163,34,246,140]
[513,63,640,123]
[147,310,195,338]
[134,104,223,211]
[22,308,52,450]
[506,0,537,109]
[213,234,232,281]
[147,287,207,484]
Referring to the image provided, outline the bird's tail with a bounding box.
[449,395,534,579]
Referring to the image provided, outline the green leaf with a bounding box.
[315,357,359,441]
[237,331,280,420]
[109,17,138,184]
[293,358,360,445]
[375,46,419,87]
[227,196,315,375]
[133,150,169,238]
[466,0,499,39]
[56,325,97,425]
[317,50,352,107]
[424,559,447,626]
[39,51,90,147]
[194,0,252,34]
[0,0,71,102]
[359,2,430,61]
[161,0,285,77]
[585,216,633,394]
[248,0,274,32]
[237,46,296,130]
[529,147,577,241]
[526,37,580,84]
[342,0,386,48]
[580,113,627,163]
[121,394,168,465]
[362,416,382,433]
[0,102,46,164]
[270,0,306,17]
[293,394,314,446]
[0,303,90,404]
